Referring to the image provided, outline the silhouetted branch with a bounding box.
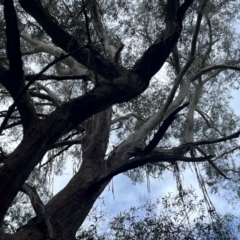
[20,183,54,239]
[142,102,189,155]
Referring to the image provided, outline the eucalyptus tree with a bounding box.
[0,0,240,239]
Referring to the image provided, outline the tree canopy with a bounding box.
[0,0,240,239]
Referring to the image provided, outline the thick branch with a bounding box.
[100,151,214,184]
[4,0,23,77]
[186,83,203,142]
[25,74,90,81]
[3,0,37,131]
[90,0,119,60]
[201,18,213,66]
[20,31,88,76]
[172,47,181,74]
[133,0,193,81]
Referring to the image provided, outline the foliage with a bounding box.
[77,189,239,240]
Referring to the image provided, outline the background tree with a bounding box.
[0,0,240,239]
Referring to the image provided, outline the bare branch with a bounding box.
[172,46,181,74]
[25,74,90,81]
[20,27,89,76]
[100,151,214,184]
[90,0,120,60]
[111,113,140,125]
[142,102,189,155]
[196,147,230,179]
[124,58,193,144]
[50,138,82,150]
[20,183,54,239]
[39,146,71,169]
[3,121,22,130]
[4,0,23,76]
[3,0,37,131]
[29,91,59,106]
[189,0,207,59]
[193,130,240,146]
[212,146,240,162]
[201,18,213,66]
[186,83,203,142]
[190,64,240,82]
[196,108,225,137]
[36,83,62,105]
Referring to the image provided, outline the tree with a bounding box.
[0,0,240,239]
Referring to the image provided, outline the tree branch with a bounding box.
[195,108,225,137]
[25,74,90,81]
[20,183,54,239]
[20,31,89,76]
[100,151,214,184]
[3,0,37,131]
[201,18,213,66]
[172,46,181,74]
[190,64,240,83]
[36,83,62,105]
[29,91,60,106]
[39,146,71,169]
[111,113,140,125]
[189,0,206,59]
[186,83,203,142]
[133,0,193,81]
[4,0,23,76]
[196,147,230,179]
[142,102,189,155]
[212,146,240,162]
[90,0,119,60]
[193,130,240,146]
[50,138,82,150]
